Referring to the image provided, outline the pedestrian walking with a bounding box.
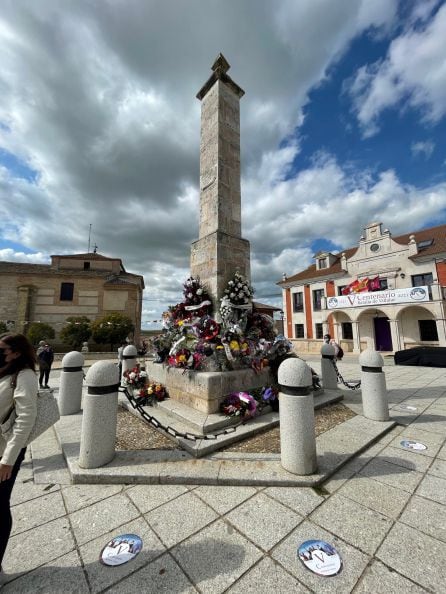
[37,342,54,390]
[0,333,38,585]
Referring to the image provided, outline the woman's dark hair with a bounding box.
[0,333,37,377]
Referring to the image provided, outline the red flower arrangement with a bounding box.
[135,382,168,406]
[167,348,193,369]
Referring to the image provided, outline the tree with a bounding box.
[91,313,134,350]
[27,322,55,346]
[60,316,92,349]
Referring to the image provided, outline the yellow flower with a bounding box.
[229,340,240,351]
[147,386,153,394]
[178,354,186,362]
[178,320,184,326]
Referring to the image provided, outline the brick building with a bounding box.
[278,222,446,354]
[0,252,144,346]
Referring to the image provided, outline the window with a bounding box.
[294,324,304,338]
[318,258,328,269]
[313,289,324,311]
[338,285,347,296]
[419,320,438,341]
[412,273,433,286]
[412,272,433,298]
[83,261,91,270]
[379,278,388,290]
[342,322,353,340]
[60,282,74,301]
[292,292,304,312]
[417,239,433,250]
[315,323,323,339]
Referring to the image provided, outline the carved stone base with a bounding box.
[146,361,273,415]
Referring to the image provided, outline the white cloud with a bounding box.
[348,3,446,136]
[411,140,435,159]
[0,248,49,264]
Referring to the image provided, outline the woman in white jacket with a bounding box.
[0,334,38,583]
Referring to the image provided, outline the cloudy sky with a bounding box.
[1,0,446,328]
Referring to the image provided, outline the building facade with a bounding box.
[278,222,446,354]
[0,253,144,346]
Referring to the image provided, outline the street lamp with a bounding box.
[279,310,285,334]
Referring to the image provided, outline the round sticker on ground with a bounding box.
[401,440,427,451]
[100,534,142,566]
[397,405,418,412]
[298,540,342,577]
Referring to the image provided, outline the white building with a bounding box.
[278,222,446,354]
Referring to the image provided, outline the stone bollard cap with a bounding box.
[86,360,120,387]
[278,357,313,388]
[61,351,85,367]
[123,344,138,356]
[321,343,336,356]
[359,349,384,368]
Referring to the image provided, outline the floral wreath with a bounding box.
[183,277,212,312]
[194,316,220,341]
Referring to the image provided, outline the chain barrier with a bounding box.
[330,360,361,391]
[120,387,246,441]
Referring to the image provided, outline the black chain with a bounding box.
[120,387,246,441]
[330,360,361,390]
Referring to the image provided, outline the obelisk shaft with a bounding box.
[190,55,250,309]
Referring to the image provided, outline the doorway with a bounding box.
[374,317,393,351]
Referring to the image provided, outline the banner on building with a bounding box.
[327,286,430,309]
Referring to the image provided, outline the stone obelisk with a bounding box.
[190,54,251,310]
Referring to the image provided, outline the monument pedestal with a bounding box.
[146,360,273,415]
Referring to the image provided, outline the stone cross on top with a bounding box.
[190,54,251,311]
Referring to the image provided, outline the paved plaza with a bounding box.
[3,359,446,593]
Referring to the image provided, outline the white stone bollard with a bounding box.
[278,357,317,475]
[79,361,120,469]
[320,343,338,390]
[58,351,85,416]
[359,349,389,421]
[122,344,138,383]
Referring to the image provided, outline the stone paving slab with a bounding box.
[224,492,303,552]
[399,494,446,543]
[415,472,446,505]
[69,493,140,546]
[336,473,412,519]
[310,492,393,555]
[3,516,76,578]
[1,550,89,594]
[11,489,66,536]
[192,485,259,515]
[353,559,427,593]
[376,521,446,591]
[106,552,198,593]
[226,556,310,593]
[170,519,263,594]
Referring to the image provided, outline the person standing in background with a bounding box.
[37,342,54,390]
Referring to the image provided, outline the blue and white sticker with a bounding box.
[100,534,143,566]
[401,440,427,451]
[298,540,342,576]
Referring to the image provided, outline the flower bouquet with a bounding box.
[122,366,147,390]
[220,391,257,419]
[135,382,168,406]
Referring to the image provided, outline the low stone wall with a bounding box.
[146,361,274,414]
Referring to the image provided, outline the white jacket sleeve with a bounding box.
[1,369,38,466]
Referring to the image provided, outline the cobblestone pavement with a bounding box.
[2,361,446,593]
